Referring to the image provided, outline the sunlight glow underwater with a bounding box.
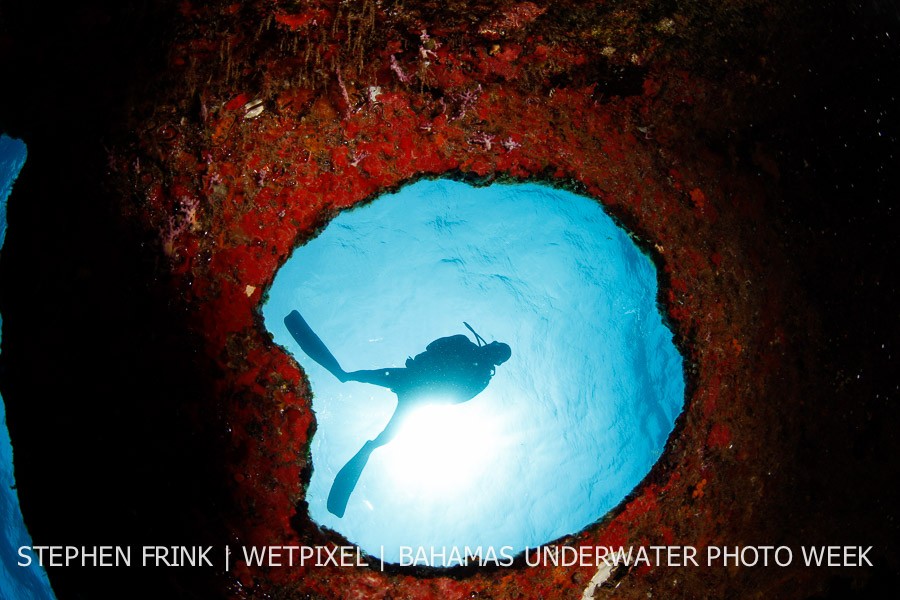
[262,180,685,566]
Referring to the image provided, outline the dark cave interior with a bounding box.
[0,1,898,598]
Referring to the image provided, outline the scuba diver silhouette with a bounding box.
[284,310,511,518]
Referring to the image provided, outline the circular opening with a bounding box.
[263,179,684,566]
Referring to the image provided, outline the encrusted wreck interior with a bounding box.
[0,1,897,598]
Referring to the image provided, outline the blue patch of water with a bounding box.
[263,179,684,565]
[1,134,57,599]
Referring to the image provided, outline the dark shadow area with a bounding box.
[754,2,900,589]
[0,2,229,598]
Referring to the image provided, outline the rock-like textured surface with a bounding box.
[0,1,897,598]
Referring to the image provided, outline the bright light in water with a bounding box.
[263,180,684,565]
[381,401,510,498]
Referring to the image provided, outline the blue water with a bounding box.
[263,180,684,565]
[0,134,57,599]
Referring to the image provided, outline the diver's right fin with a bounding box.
[327,441,375,518]
[284,310,346,381]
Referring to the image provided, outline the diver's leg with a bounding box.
[343,368,403,389]
[369,400,413,447]
[326,401,412,517]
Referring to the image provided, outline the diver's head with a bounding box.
[483,341,512,366]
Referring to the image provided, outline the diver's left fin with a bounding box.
[284,310,346,381]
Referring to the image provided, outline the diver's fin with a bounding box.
[327,441,375,518]
[284,310,346,381]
